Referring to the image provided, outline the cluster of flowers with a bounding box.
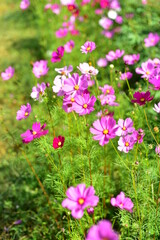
[62,183,133,239]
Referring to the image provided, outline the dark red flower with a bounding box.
[131,91,153,106]
[53,136,65,149]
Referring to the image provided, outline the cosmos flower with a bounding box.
[111,192,134,212]
[20,0,30,10]
[81,41,96,54]
[56,28,68,38]
[31,82,46,101]
[117,134,135,153]
[53,136,65,149]
[116,118,135,136]
[1,66,15,81]
[62,95,75,113]
[106,49,124,62]
[51,46,64,63]
[135,60,154,79]
[100,0,110,9]
[153,102,160,113]
[120,72,133,80]
[131,91,153,105]
[155,145,160,156]
[51,4,61,14]
[132,128,145,144]
[60,0,75,5]
[21,122,48,144]
[97,58,108,67]
[64,40,75,53]
[99,84,115,95]
[62,184,99,219]
[86,220,119,240]
[98,94,119,106]
[144,33,160,48]
[77,63,98,76]
[32,60,49,78]
[90,116,118,146]
[16,103,31,120]
[123,54,140,65]
[99,17,113,30]
[73,93,96,115]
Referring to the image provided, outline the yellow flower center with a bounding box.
[78,198,84,205]
[106,89,110,94]
[71,98,75,102]
[140,98,145,102]
[32,131,37,135]
[86,46,91,51]
[120,203,123,207]
[58,142,61,146]
[103,129,109,135]
[8,73,11,77]
[74,85,79,90]
[125,142,129,147]
[89,61,92,66]
[146,71,150,75]
[25,112,29,116]
[122,127,126,131]
[83,104,88,109]
[39,91,43,95]
[61,71,65,75]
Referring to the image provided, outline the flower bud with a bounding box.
[46,82,50,88]
[110,64,114,69]
[87,207,94,215]
[154,126,159,133]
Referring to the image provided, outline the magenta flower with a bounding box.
[155,145,160,156]
[64,40,75,53]
[135,60,154,79]
[73,93,96,115]
[32,60,49,78]
[98,94,119,106]
[131,91,154,105]
[90,117,118,146]
[118,135,135,153]
[81,41,96,54]
[21,122,48,144]
[86,220,119,240]
[62,184,99,219]
[97,58,108,67]
[106,49,124,62]
[31,82,46,102]
[99,84,115,95]
[144,33,160,47]
[123,54,140,65]
[120,72,133,80]
[51,4,61,14]
[16,103,31,120]
[111,192,134,212]
[56,28,68,38]
[153,102,160,113]
[102,30,114,39]
[63,73,88,97]
[62,95,75,113]
[115,15,123,24]
[148,69,160,90]
[51,46,64,63]
[116,118,135,136]
[100,0,110,9]
[1,66,14,81]
[53,136,65,149]
[132,129,145,144]
[20,0,30,10]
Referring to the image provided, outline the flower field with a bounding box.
[1,0,160,239]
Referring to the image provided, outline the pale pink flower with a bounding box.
[99,17,113,30]
[118,135,135,153]
[20,0,30,10]
[64,40,75,53]
[81,41,96,54]
[32,60,49,78]
[97,58,107,67]
[120,72,133,80]
[116,118,135,136]
[77,63,98,76]
[31,82,46,102]
[1,66,14,80]
[153,102,160,113]
[123,54,140,65]
[73,93,96,115]
[106,49,124,62]
[144,33,160,47]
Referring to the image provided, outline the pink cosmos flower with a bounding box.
[111,192,134,212]
[63,73,88,97]
[110,0,121,10]
[51,46,64,63]
[99,84,115,95]
[32,60,49,78]
[81,41,96,54]
[97,58,107,67]
[144,33,160,48]
[132,129,145,144]
[153,58,160,67]
[62,184,99,219]
[106,49,124,62]
[95,9,103,15]
[20,0,30,10]
[62,95,75,113]
[153,102,160,113]
[51,4,61,14]
[53,136,65,149]
[56,28,68,38]
[73,93,96,115]
[90,116,118,146]
[86,220,119,240]
[148,69,160,90]
[16,103,31,120]
[116,118,135,136]
[61,0,75,5]
[98,94,119,106]
[77,63,98,76]
[142,0,147,4]
[155,145,160,156]
[115,15,123,24]
[120,72,133,80]
[123,54,140,65]
[55,65,73,77]
[100,0,110,8]
[135,60,154,79]
[102,30,115,39]
[1,66,14,80]
[21,122,48,144]
[81,0,90,6]
[118,135,135,153]
[99,17,113,30]
[64,40,75,53]
[131,91,154,106]
[31,82,46,101]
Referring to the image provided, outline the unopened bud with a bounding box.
[87,207,94,215]
[154,127,159,133]
[110,64,114,69]
[46,82,50,88]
